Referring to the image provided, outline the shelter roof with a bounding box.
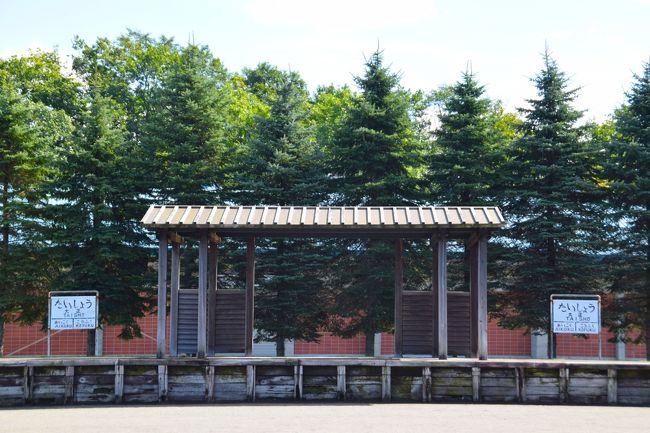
[142,205,504,234]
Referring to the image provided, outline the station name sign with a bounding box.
[551,298,599,334]
[49,294,98,330]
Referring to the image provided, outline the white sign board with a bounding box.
[49,295,98,330]
[552,299,600,334]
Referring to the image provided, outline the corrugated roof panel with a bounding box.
[141,205,504,230]
[342,207,353,225]
[195,206,209,225]
[278,207,290,224]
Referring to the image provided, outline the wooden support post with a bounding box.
[515,367,526,403]
[64,366,74,404]
[206,366,215,401]
[559,367,569,403]
[434,235,448,359]
[157,231,168,358]
[477,237,488,360]
[470,241,478,358]
[197,232,208,358]
[472,367,481,402]
[114,363,124,403]
[246,365,256,401]
[207,240,218,355]
[245,237,256,356]
[607,369,617,404]
[394,239,403,357]
[294,365,303,400]
[470,234,489,359]
[382,366,391,402]
[336,366,346,400]
[158,365,168,402]
[422,367,432,402]
[170,240,181,357]
[23,366,33,404]
[432,238,438,356]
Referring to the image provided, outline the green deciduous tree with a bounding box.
[0,52,75,354]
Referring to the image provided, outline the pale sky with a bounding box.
[1,0,649,122]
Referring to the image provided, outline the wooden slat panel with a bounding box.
[177,290,198,355]
[214,291,246,353]
[402,292,432,355]
[449,292,471,357]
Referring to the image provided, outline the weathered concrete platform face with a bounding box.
[1,357,649,406]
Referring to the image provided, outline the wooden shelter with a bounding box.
[141,205,504,360]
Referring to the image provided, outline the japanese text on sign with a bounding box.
[49,295,97,330]
[552,299,599,334]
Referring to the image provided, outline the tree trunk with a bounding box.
[646,229,650,361]
[364,330,375,356]
[0,312,4,356]
[87,329,96,356]
[276,337,285,357]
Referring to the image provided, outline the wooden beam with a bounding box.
[607,369,617,404]
[245,236,256,356]
[477,236,488,359]
[422,367,432,402]
[167,231,183,244]
[435,235,448,359]
[156,231,168,358]
[431,237,438,356]
[470,240,478,358]
[64,366,74,404]
[157,365,168,402]
[209,233,222,244]
[394,239,403,357]
[294,365,303,400]
[336,366,346,400]
[206,366,215,401]
[197,232,208,358]
[246,365,256,401]
[382,366,391,401]
[169,241,181,356]
[472,367,481,402]
[114,363,124,403]
[23,366,33,404]
[207,242,218,354]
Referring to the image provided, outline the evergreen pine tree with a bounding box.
[47,92,152,352]
[431,71,503,205]
[236,65,329,355]
[609,60,650,359]
[495,52,606,349]
[328,50,424,354]
[143,44,230,204]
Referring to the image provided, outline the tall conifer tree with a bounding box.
[328,50,423,354]
[236,65,329,355]
[609,60,650,359]
[495,52,606,348]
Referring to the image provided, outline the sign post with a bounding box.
[47,291,99,356]
[550,294,601,359]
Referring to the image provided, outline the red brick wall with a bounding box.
[3,313,647,359]
[4,322,88,356]
[625,329,647,360]
[555,327,617,358]
[294,332,366,355]
[488,320,530,356]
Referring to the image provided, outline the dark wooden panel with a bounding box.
[402,292,433,355]
[177,290,198,355]
[449,292,471,357]
[214,290,246,353]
